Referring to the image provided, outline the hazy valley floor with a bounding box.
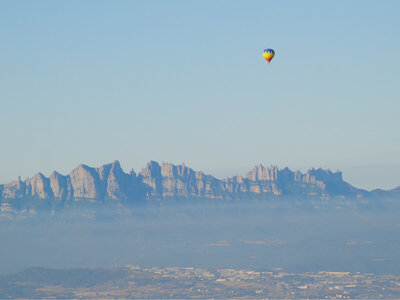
[1,200,400,298]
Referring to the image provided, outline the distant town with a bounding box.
[2,265,400,298]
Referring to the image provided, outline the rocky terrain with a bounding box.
[0,161,398,206]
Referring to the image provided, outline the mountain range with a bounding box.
[1,161,399,206]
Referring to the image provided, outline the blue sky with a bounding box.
[1,0,399,190]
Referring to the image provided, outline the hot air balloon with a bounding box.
[263,49,275,63]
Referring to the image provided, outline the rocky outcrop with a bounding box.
[49,171,73,200]
[0,160,396,203]
[138,161,163,199]
[69,164,103,199]
[2,177,26,199]
[157,163,225,199]
[106,160,135,200]
[245,165,279,181]
[25,173,53,199]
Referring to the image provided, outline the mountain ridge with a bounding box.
[1,160,399,205]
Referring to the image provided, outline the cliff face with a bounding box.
[49,171,73,200]
[156,163,224,199]
[0,160,387,203]
[106,161,137,200]
[25,173,54,199]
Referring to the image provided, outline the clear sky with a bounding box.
[1,0,399,190]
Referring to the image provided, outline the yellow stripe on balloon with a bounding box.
[263,52,274,59]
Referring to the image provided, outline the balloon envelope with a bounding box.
[263,49,275,63]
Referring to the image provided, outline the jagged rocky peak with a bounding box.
[25,173,53,199]
[99,160,124,178]
[298,168,343,185]
[278,167,295,181]
[245,164,279,181]
[69,164,103,199]
[307,168,343,182]
[97,162,113,184]
[160,162,208,180]
[140,161,161,177]
[160,163,196,197]
[161,162,195,178]
[106,160,133,200]
[49,171,72,200]
[1,176,26,199]
[110,160,124,173]
[0,160,384,203]
[96,160,127,182]
[139,161,163,196]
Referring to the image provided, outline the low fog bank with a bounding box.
[1,199,400,276]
